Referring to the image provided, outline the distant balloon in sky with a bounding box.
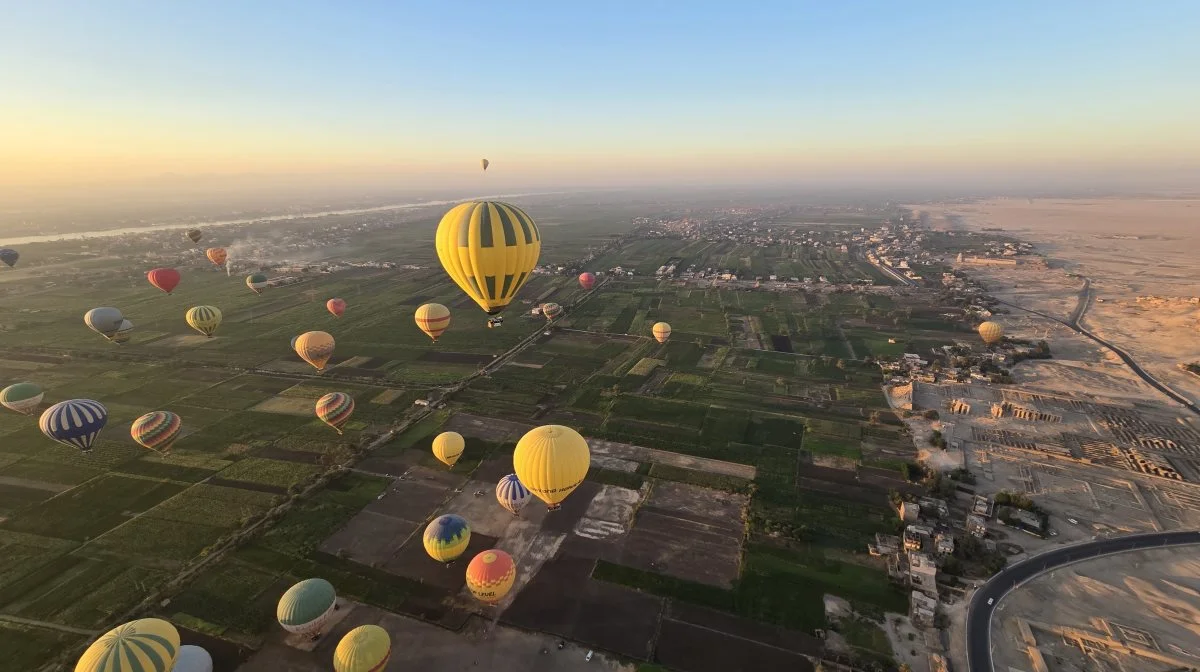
[465,549,516,604]
[0,382,44,415]
[205,247,226,267]
[277,578,337,638]
[315,392,355,434]
[414,303,451,342]
[294,331,335,371]
[186,229,203,244]
[423,513,471,562]
[540,302,562,321]
[513,424,590,510]
[131,411,183,454]
[435,201,541,317]
[185,306,222,337]
[147,268,180,294]
[481,158,490,171]
[84,307,124,340]
[978,321,1005,345]
[496,474,532,515]
[246,273,269,294]
[652,321,672,344]
[0,248,19,268]
[40,399,108,452]
[432,431,465,467]
[578,272,596,290]
[327,298,346,318]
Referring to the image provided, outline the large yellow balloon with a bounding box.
[415,302,451,342]
[294,331,335,371]
[513,425,590,509]
[185,306,222,337]
[76,618,180,672]
[432,431,465,467]
[435,201,541,316]
[978,321,1005,345]
[652,321,671,344]
[333,625,391,672]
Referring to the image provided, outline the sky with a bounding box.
[2,1,1199,191]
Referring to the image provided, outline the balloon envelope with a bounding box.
[496,474,532,515]
[131,411,182,454]
[245,273,269,294]
[432,431,465,467]
[578,272,595,290]
[172,645,213,672]
[414,302,451,342]
[978,321,1005,345]
[146,268,180,294]
[294,331,335,371]
[333,625,391,672]
[465,549,516,604]
[112,319,134,344]
[40,399,107,452]
[513,425,590,508]
[435,201,541,316]
[84,307,124,339]
[481,158,489,171]
[316,392,355,434]
[0,382,43,415]
[423,513,471,562]
[277,578,337,636]
[185,306,222,337]
[541,302,562,320]
[205,248,226,266]
[185,229,203,243]
[652,321,672,344]
[0,248,19,268]
[75,618,179,672]
[327,298,346,318]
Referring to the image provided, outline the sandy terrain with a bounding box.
[990,544,1200,672]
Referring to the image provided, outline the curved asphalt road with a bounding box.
[965,530,1200,671]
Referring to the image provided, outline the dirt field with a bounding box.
[446,413,534,443]
[237,603,633,672]
[250,396,314,415]
[590,439,757,479]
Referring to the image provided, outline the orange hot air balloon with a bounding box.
[578,272,596,290]
[146,268,181,294]
[206,248,227,267]
[327,298,346,318]
[465,549,516,604]
[294,331,336,371]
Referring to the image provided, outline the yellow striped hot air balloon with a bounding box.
[513,425,590,510]
[333,625,391,672]
[978,321,1005,345]
[652,321,671,344]
[465,549,516,604]
[185,306,222,337]
[432,431,465,467]
[435,201,541,318]
[414,302,451,342]
[294,331,335,371]
[75,618,179,672]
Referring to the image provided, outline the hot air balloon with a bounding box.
[75,618,179,672]
[185,229,203,244]
[112,319,134,345]
[465,549,516,604]
[0,248,19,268]
[205,248,226,267]
[333,625,391,672]
[652,321,671,344]
[40,399,107,452]
[245,273,269,294]
[480,158,490,171]
[327,298,346,318]
[290,335,299,352]
[185,306,222,337]
[277,578,337,638]
[540,302,563,320]
[84,307,124,340]
[435,201,541,319]
[0,382,43,415]
[578,272,596,290]
[294,331,335,371]
[316,392,355,434]
[513,425,590,510]
[414,302,451,342]
[432,431,465,467]
[496,474,532,515]
[172,645,213,672]
[423,514,471,562]
[146,268,180,294]
[978,321,1005,345]
[131,411,182,454]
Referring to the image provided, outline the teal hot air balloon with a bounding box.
[39,399,107,452]
[0,382,44,415]
[245,273,269,294]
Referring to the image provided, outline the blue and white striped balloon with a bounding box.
[496,473,532,515]
[39,399,108,453]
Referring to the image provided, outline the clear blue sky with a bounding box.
[2,1,1198,187]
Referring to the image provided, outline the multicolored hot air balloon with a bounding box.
[172,645,213,672]
[414,303,451,342]
[75,618,180,672]
[0,248,19,268]
[185,229,203,244]
[578,272,596,290]
[480,158,490,171]
[435,201,541,318]
[326,298,346,318]
[333,625,391,672]
[185,306,222,337]
[294,331,335,371]
[112,319,134,345]
[496,474,532,515]
[316,392,355,434]
[513,425,590,510]
[423,514,471,562]
[205,248,226,267]
[146,268,180,294]
[652,321,672,344]
[40,399,107,452]
[432,431,465,468]
[1,382,43,415]
[465,549,516,604]
[540,302,563,320]
[84,307,124,340]
[245,273,269,294]
[277,578,337,638]
[131,411,182,454]
[978,321,1005,345]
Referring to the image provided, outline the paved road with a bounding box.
[966,530,1200,671]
